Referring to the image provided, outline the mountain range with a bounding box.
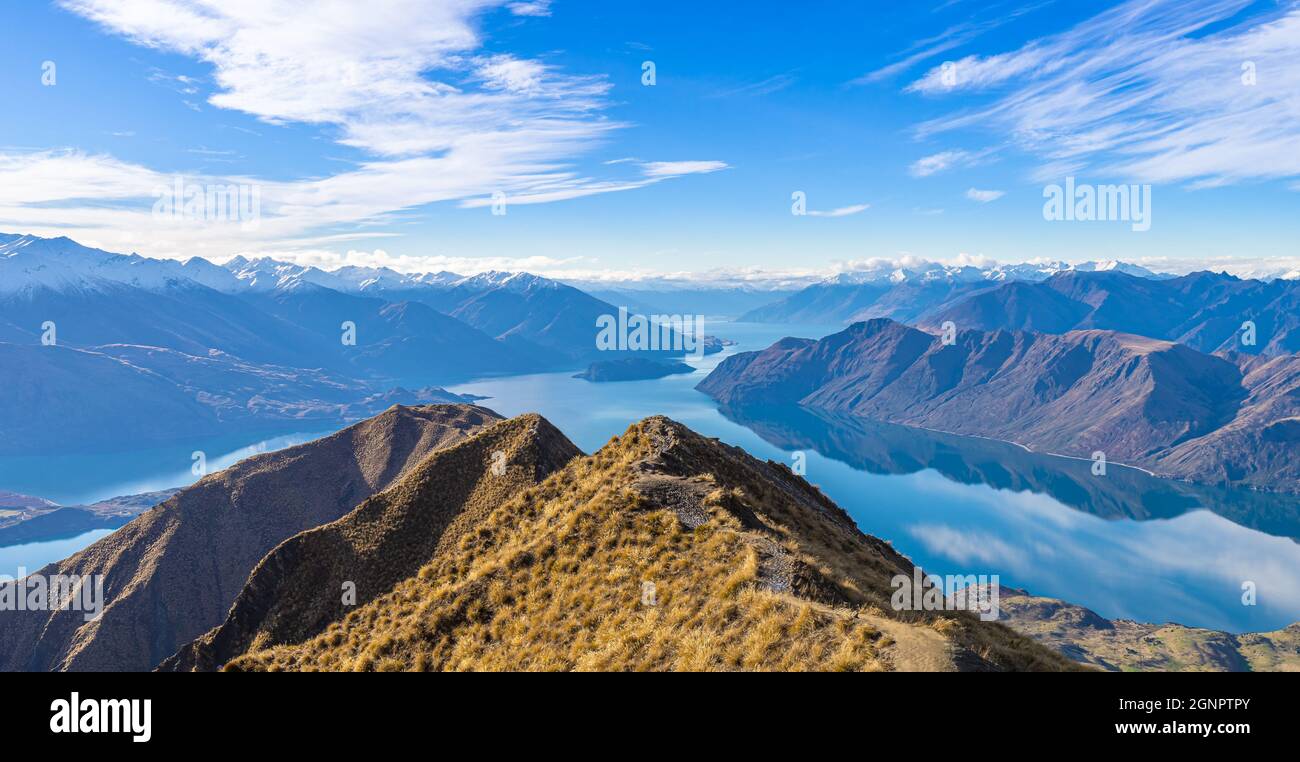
[698,319,1300,493]
[919,270,1300,356]
[742,264,1300,357]
[0,233,697,453]
[739,260,1167,323]
[0,234,642,371]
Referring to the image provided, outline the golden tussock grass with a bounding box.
[225,417,1077,672]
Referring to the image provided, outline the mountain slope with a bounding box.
[163,414,582,671]
[0,404,502,671]
[924,270,1300,355]
[370,273,645,363]
[0,342,479,454]
[200,416,1074,672]
[239,283,553,379]
[0,280,328,368]
[698,320,1296,492]
[989,586,1300,672]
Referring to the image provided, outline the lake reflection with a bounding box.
[716,404,1300,633]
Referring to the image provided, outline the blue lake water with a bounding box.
[0,529,113,577]
[0,429,334,506]
[2,321,1298,633]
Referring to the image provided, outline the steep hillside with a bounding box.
[698,320,1297,492]
[203,416,1074,672]
[163,414,581,671]
[1152,353,1300,488]
[0,404,502,671]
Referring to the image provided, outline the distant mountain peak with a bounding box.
[0,233,241,295]
[825,259,1164,287]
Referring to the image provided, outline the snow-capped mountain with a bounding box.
[0,234,568,299]
[223,256,346,292]
[0,234,241,295]
[823,259,1164,286]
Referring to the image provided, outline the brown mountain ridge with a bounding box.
[172,414,1074,672]
[163,413,581,671]
[0,404,503,671]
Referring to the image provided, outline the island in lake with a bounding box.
[574,358,696,382]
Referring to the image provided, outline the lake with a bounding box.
[0,529,113,577]
[2,321,1298,633]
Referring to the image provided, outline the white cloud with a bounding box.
[639,161,730,179]
[0,1,729,261]
[965,188,1004,202]
[908,149,989,177]
[853,3,1055,86]
[507,0,551,16]
[907,0,1300,187]
[807,203,870,218]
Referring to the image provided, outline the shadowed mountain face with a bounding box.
[373,275,695,364]
[743,269,1300,357]
[0,342,481,455]
[0,404,502,672]
[238,283,553,378]
[698,319,1300,493]
[171,415,1073,673]
[0,281,327,369]
[715,404,1300,541]
[163,414,582,672]
[923,271,1300,356]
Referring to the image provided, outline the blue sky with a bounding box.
[1,0,1298,282]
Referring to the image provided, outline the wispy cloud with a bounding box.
[506,0,551,16]
[709,73,798,98]
[639,161,729,179]
[4,1,724,260]
[853,2,1053,85]
[908,148,991,177]
[965,187,1005,202]
[807,203,870,218]
[907,0,1300,187]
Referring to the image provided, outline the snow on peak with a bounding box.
[826,259,1163,287]
[0,234,240,295]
